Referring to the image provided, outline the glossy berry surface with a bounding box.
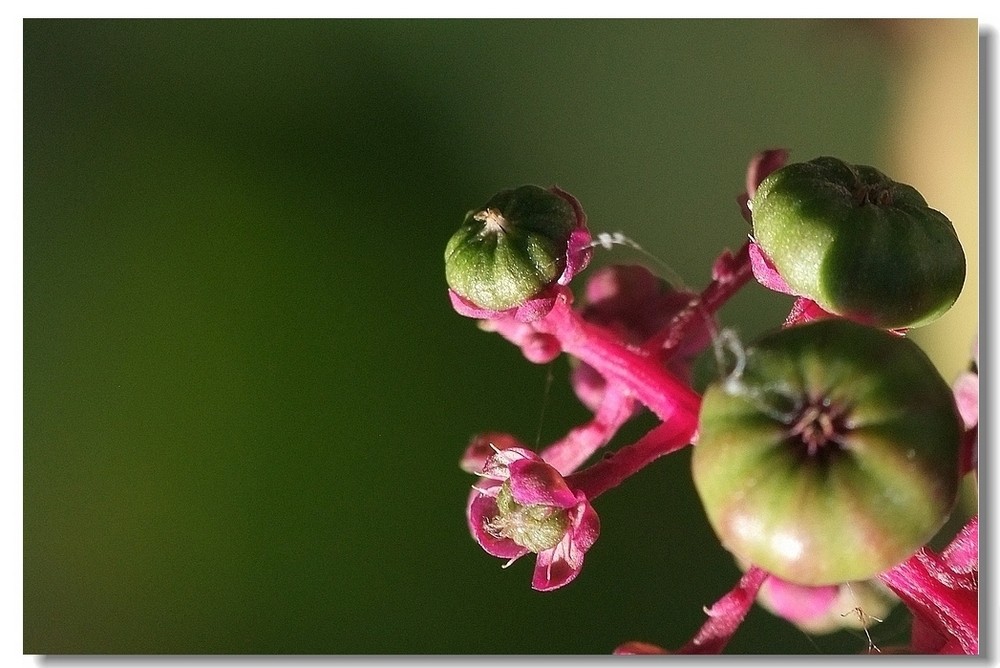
[692,318,961,586]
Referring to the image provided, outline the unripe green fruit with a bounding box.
[692,319,961,586]
[488,482,569,553]
[445,185,577,311]
[750,157,966,329]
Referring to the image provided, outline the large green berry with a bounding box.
[445,185,578,311]
[750,157,966,329]
[692,319,961,586]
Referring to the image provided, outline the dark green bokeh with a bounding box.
[25,19,912,653]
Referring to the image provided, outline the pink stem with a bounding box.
[645,242,754,355]
[569,419,693,499]
[678,566,769,654]
[533,291,702,427]
[540,383,637,476]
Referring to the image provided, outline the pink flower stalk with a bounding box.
[468,447,600,591]
[678,566,770,654]
[571,264,710,411]
[532,241,757,427]
[566,419,693,499]
[642,244,753,357]
[531,289,702,427]
[536,382,637,475]
[474,283,703,425]
[458,243,757,438]
[461,244,754,487]
[614,566,770,655]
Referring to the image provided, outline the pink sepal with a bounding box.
[877,515,978,655]
[447,287,560,323]
[953,372,979,430]
[459,432,526,475]
[507,458,577,508]
[760,576,840,626]
[783,297,835,328]
[530,492,599,591]
[467,483,529,560]
[550,186,593,286]
[748,241,795,295]
[738,149,789,222]
[477,446,534,481]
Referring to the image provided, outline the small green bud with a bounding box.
[750,157,966,329]
[692,319,961,587]
[486,482,570,553]
[445,185,577,311]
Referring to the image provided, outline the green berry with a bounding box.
[445,185,577,311]
[488,482,570,553]
[750,157,966,329]
[692,319,961,586]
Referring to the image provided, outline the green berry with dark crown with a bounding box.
[692,318,962,587]
[445,185,578,312]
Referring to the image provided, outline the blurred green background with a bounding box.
[24,19,978,654]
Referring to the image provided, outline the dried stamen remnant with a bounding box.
[787,399,849,458]
[854,185,894,207]
[474,207,509,234]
